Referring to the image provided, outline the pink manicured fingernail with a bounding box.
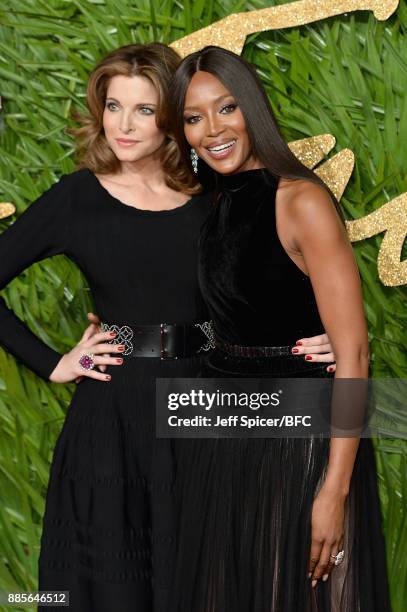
[322,574,329,582]
[117,345,125,352]
[291,348,299,354]
[327,366,334,372]
[296,341,303,346]
[116,358,123,364]
[312,579,317,587]
[305,355,312,361]
[109,331,117,337]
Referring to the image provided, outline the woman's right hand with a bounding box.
[49,324,124,384]
[85,312,107,372]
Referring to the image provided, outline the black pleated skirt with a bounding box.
[168,350,392,612]
[38,356,204,612]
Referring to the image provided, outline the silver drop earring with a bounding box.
[190,148,199,174]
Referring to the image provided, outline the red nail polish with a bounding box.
[327,366,333,372]
[117,346,125,352]
[296,341,303,346]
[109,331,117,337]
[116,358,123,364]
[291,348,299,354]
[305,355,312,361]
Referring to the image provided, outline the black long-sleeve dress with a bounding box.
[0,168,211,612]
[170,168,391,612]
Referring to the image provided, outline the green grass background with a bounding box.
[0,1,406,610]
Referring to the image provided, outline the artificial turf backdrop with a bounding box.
[0,1,406,610]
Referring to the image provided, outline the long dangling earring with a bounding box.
[190,148,199,174]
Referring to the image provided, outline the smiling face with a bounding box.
[183,71,261,175]
[102,74,166,165]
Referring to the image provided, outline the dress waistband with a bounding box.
[101,320,215,359]
[215,339,292,358]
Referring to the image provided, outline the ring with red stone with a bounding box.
[78,353,95,371]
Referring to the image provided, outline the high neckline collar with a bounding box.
[219,167,277,191]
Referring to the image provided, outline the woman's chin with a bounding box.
[113,150,139,161]
[202,155,241,175]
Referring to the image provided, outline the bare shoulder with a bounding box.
[278,178,343,228]
[277,178,347,252]
[278,177,334,213]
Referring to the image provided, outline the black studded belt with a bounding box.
[215,340,292,358]
[101,321,215,359]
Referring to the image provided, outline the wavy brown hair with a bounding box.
[71,43,200,194]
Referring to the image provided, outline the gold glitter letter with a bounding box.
[346,194,407,287]
[0,202,15,221]
[171,0,399,57]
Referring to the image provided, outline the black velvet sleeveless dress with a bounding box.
[169,169,391,612]
[0,168,212,612]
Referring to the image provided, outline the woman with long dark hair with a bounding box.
[168,46,391,611]
[0,42,335,611]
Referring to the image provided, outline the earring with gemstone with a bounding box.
[190,148,199,174]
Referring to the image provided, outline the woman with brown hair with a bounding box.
[0,42,335,611]
[0,42,211,611]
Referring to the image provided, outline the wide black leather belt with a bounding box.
[101,321,215,359]
[216,340,292,358]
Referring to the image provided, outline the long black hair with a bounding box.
[170,45,344,222]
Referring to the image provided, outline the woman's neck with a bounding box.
[119,155,165,188]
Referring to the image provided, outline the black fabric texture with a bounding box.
[0,169,212,611]
[169,168,391,612]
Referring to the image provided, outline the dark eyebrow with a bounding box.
[184,93,234,112]
[105,97,157,107]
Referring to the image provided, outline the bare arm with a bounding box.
[289,179,368,475]
[285,179,369,583]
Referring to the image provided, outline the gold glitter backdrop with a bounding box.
[171,0,399,56]
[0,203,15,220]
[170,0,405,287]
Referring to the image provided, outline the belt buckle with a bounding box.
[160,323,178,360]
